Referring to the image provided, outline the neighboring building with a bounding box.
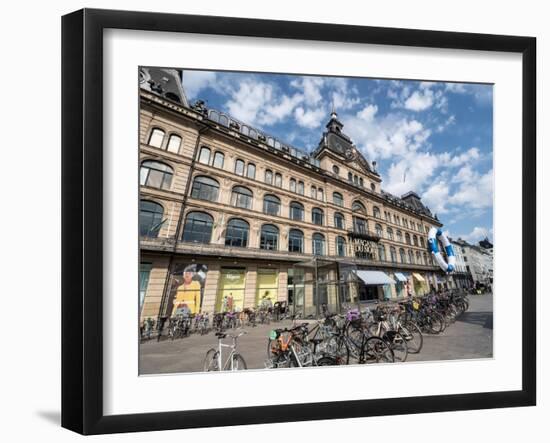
[138,68,447,321]
[450,238,474,290]
[453,238,493,289]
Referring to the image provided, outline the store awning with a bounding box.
[356,270,396,285]
[412,273,426,282]
[394,272,408,282]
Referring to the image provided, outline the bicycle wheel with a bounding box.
[316,356,338,366]
[401,321,423,354]
[362,336,394,364]
[229,353,247,370]
[324,335,350,365]
[203,348,219,372]
[383,331,408,362]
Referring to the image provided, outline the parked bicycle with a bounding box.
[203,330,248,371]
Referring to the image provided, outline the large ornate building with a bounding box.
[138,68,446,321]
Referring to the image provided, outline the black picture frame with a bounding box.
[61,8,536,435]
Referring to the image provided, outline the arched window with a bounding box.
[378,244,386,261]
[274,173,282,188]
[359,177,364,187]
[234,159,245,176]
[148,128,165,148]
[317,188,324,201]
[336,236,346,257]
[416,251,421,264]
[334,212,345,230]
[312,208,324,226]
[399,248,406,263]
[219,115,229,127]
[198,146,211,164]
[190,176,219,202]
[394,215,400,225]
[333,192,344,207]
[403,219,409,228]
[289,202,304,221]
[375,223,383,237]
[420,237,425,248]
[288,229,304,253]
[353,216,368,234]
[289,178,296,193]
[413,235,419,246]
[247,163,256,179]
[310,186,317,199]
[408,250,414,264]
[373,206,381,219]
[423,252,428,265]
[140,160,173,190]
[387,227,394,241]
[139,200,164,237]
[390,246,397,263]
[405,233,411,245]
[213,151,225,169]
[348,172,353,182]
[209,111,220,123]
[225,218,249,247]
[354,175,359,185]
[260,224,279,250]
[312,233,325,255]
[396,230,403,243]
[352,201,366,214]
[297,181,304,195]
[166,134,182,153]
[182,211,213,244]
[265,169,273,185]
[231,186,253,209]
[263,194,281,216]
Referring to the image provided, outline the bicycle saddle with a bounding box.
[215,332,227,338]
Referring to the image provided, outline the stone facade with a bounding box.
[138,73,446,321]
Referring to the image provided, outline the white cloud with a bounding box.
[294,106,326,129]
[422,181,451,215]
[224,79,303,126]
[290,77,325,106]
[458,226,493,243]
[449,168,493,209]
[182,71,218,98]
[356,104,378,121]
[404,89,434,111]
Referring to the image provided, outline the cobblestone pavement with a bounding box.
[139,293,493,375]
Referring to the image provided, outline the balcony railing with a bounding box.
[347,229,381,242]
[139,236,440,270]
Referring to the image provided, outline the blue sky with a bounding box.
[182,69,493,244]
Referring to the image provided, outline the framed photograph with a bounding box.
[62,8,536,435]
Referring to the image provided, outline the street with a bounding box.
[139,293,493,375]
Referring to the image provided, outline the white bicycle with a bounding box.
[203,330,248,371]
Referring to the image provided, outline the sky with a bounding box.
[181,69,493,244]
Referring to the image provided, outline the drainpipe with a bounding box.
[158,121,210,319]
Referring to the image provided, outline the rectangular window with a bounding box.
[256,269,279,306]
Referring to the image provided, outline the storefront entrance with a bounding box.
[216,268,246,312]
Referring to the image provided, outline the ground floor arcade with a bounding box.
[139,253,449,322]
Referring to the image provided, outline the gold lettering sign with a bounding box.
[348,238,376,255]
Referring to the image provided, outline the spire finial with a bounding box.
[330,99,337,119]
